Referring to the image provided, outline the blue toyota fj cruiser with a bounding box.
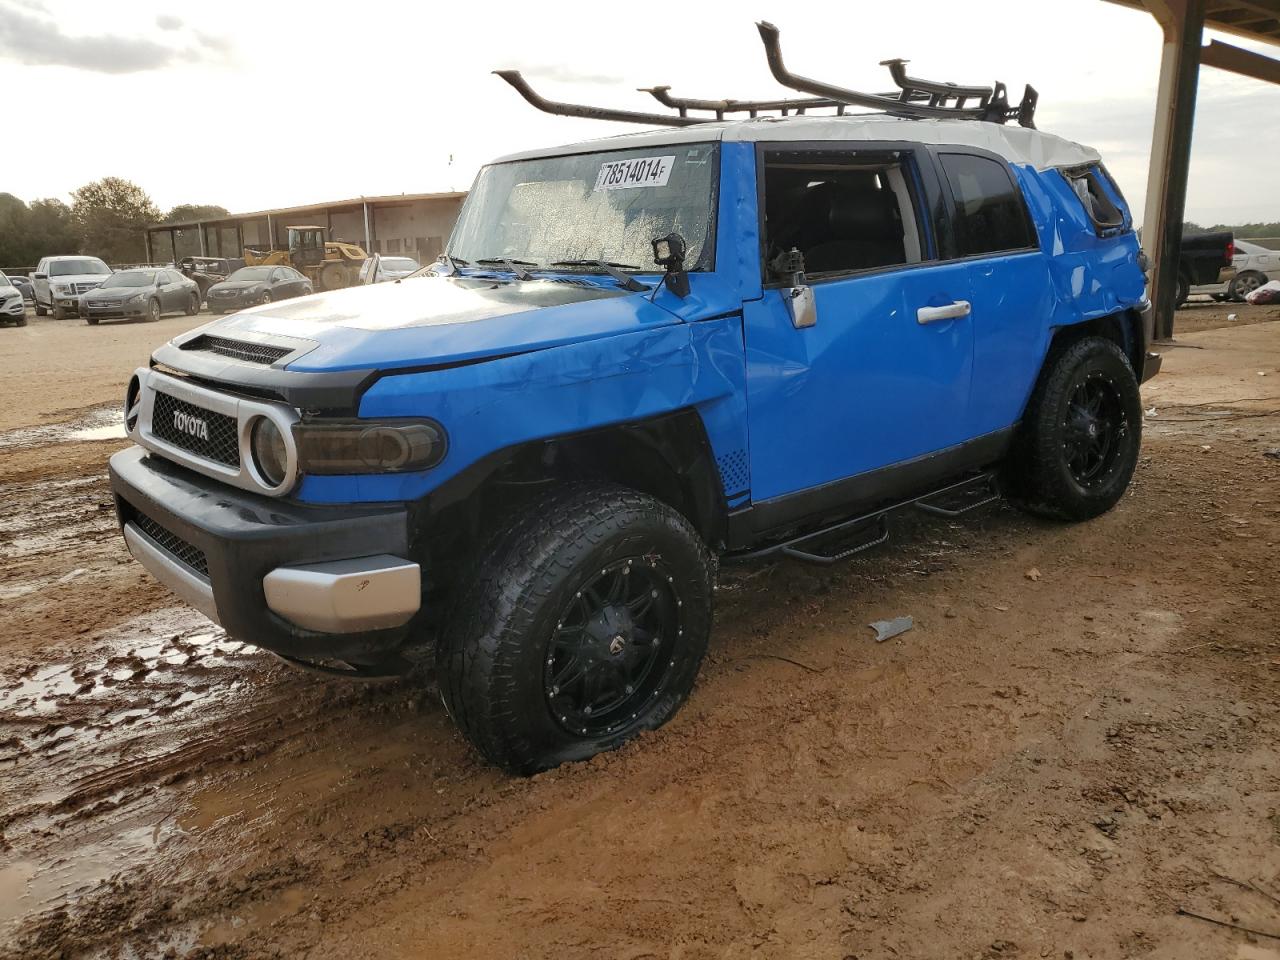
[109,24,1160,773]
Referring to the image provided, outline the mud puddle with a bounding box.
[0,407,124,449]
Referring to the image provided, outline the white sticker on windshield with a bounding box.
[594,155,676,191]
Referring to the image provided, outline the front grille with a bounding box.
[151,391,240,467]
[182,334,292,366]
[90,300,123,308]
[130,511,209,579]
[72,281,101,295]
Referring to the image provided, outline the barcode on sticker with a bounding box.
[594,155,675,191]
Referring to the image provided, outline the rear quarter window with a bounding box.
[1062,163,1127,235]
[938,152,1036,257]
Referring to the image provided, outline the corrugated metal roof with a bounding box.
[149,191,467,232]
[1107,0,1280,44]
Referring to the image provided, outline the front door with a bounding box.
[744,145,974,506]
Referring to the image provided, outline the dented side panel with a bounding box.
[293,318,750,505]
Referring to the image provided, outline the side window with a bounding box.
[938,153,1035,257]
[271,269,285,282]
[1062,163,1125,234]
[761,148,926,280]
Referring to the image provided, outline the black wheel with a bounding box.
[16,315,27,327]
[85,315,99,325]
[185,292,199,316]
[51,301,66,320]
[259,291,272,305]
[34,300,46,317]
[1005,336,1142,522]
[436,483,714,775]
[1230,270,1266,302]
[1175,272,1190,308]
[148,298,161,322]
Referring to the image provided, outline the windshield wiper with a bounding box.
[549,260,650,293]
[475,257,536,281]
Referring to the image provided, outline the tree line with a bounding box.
[1184,221,1280,239]
[0,177,227,269]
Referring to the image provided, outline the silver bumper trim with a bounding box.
[262,555,420,634]
[123,523,221,624]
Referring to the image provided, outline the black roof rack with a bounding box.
[496,21,1038,129]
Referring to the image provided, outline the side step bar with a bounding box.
[728,472,1001,567]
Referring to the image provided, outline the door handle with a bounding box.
[916,300,971,324]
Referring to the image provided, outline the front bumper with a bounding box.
[109,446,422,662]
[83,303,148,319]
[1,299,23,317]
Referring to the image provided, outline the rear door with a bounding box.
[932,150,1053,438]
[743,143,975,507]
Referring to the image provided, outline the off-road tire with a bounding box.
[185,292,200,316]
[436,483,714,775]
[319,263,348,291]
[1005,336,1142,521]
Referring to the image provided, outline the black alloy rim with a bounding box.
[1063,372,1127,487]
[544,556,681,738]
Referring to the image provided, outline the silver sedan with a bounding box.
[79,268,201,325]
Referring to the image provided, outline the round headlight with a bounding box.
[250,417,290,487]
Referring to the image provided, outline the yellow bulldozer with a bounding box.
[244,226,369,291]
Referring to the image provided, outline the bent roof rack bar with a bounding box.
[495,23,1038,129]
[493,70,704,127]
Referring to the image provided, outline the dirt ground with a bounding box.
[2,303,1280,959]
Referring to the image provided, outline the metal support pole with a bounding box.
[144,230,153,265]
[362,200,371,252]
[1141,0,1204,342]
[267,213,273,250]
[170,229,178,266]
[198,222,207,256]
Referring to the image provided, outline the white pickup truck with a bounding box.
[31,255,113,319]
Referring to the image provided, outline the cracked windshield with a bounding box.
[449,143,718,270]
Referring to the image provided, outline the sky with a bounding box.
[0,0,1277,227]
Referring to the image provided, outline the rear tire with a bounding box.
[148,298,161,322]
[1175,272,1190,308]
[185,292,199,316]
[35,301,46,317]
[319,263,346,291]
[1005,336,1142,522]
[436,483,714,775]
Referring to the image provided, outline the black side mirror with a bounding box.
[33,272,47,280]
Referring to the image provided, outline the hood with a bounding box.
[209,279,266,292]
[84,284,154,299]
[48,274,108,286]
[178,274,679,372]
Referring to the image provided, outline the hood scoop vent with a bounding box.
[182,334,293,366]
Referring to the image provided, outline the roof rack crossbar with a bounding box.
[639,85,932,120]
[878,58,995,109]
[493,70,706,127]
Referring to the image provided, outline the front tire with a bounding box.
[437,484,714,775]
[1005,336,1142,522]
[147,298,161,322]
[185,292,200,316]
[51,302,66,320]
[1175,272,1190,308]
[34,300,47,317]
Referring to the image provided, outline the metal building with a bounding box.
[145,191,466,268]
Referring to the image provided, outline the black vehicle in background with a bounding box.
[1175,231,1235,306]
[205,265,313,314]
[5,274,35,303]
[79,268,201,324]
[179,256,245,303]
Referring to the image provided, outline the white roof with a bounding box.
[496,114,1100,171]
